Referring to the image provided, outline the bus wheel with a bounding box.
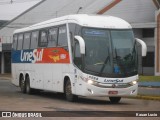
[25,76,32,94]
[20,75,26,93]
[65,80,78,102]
[109,97,121,104]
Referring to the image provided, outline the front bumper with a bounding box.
[78,83,138,97]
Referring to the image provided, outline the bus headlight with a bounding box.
[80,76,98,86]
[132,80,137,85]
[87,80,94,84]
[87,79,99,85]
[129,80,138,86]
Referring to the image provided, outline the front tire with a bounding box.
[65,80,78,102]
[109,97,121,104]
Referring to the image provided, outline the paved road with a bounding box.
[0,80,160,120]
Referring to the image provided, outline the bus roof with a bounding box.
[14,14,132,34]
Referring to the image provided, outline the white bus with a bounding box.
[12,14,147,103]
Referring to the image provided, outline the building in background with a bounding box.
[0,20,9,73]
[0,0,159,75]
[0,0,42,74]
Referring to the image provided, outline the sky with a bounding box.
[0,0,41,20]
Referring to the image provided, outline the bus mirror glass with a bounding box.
[74,36,85,54]
[135,38,147,57]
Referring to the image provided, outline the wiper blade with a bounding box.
[84,68,100,74]
[98,56,110,76]
[98,47,110,76]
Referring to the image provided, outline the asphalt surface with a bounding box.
[0,78,160,120]
[1,74,160,96]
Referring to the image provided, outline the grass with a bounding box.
[139,76,160,82]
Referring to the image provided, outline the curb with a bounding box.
[127,95,160,101]
[139,86,160,88]
[0,77,11,80]
[136,95,160,101]
[0,74,11,80]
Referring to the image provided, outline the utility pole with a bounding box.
[11,0,13,4]
[77,7,82,14]
[56,11,57,18]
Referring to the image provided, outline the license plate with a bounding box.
[108,91,118,95]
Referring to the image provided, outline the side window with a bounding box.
[30,31,39,49]
[58,25,68,47]
[75,42,81,58]
[68,23,76,51]
[13,34,18,50]
[48,28,58,47]
[17,34,23,50]
[39,29,48,47]
[23,32,31,49]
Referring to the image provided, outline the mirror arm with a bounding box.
[74,36,85,54]
[136,38,147,56]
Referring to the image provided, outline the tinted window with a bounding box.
[142,28,154,38]
[48,28,58,47]
[23,32,31,49]
[142,52,154,67]
[13,34,18,50]
[39,29,48,47]
[58,25,68,46]
[68,23,76,53]
[17,34,23,50]
[30,31,39,49]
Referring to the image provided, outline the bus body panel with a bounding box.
[14,14,132,34]
[11,14,141,99]
[73,68,138,96]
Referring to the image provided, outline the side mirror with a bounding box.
[135,38,147,56]
[74,36,85,54]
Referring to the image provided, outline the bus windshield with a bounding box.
[82,28,137,78]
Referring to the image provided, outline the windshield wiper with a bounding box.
[98,56,110,76]
[84,68,101,75]
[98,47,110,76]
[131,41,136,62]
[114,48,124,74]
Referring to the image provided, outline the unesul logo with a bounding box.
[20,49,44,63]
[104,79,123,83]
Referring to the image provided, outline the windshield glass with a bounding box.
[111,30,137,77]
[81,28,137,78]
